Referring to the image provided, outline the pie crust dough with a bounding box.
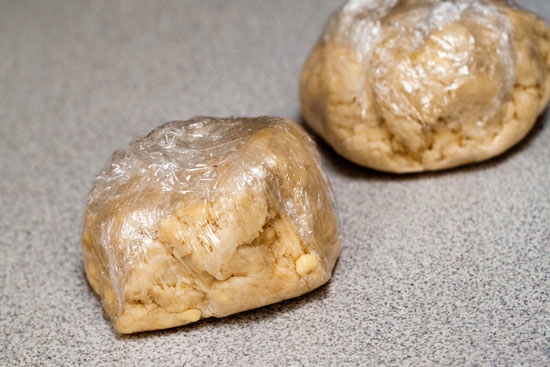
[300,0,550,172]
[82,117,340,333]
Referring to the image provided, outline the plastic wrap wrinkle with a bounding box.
[326,0,515,128]
[82,116,341,333]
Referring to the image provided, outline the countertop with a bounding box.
[1,0,549,365]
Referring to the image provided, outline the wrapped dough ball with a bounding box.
[300,0,550,172]
[82,117,340,333]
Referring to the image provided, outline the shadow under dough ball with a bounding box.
[82,117,340,334]
[300,0,550,173]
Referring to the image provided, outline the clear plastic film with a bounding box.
[82,117,341,333]
[300,0,550,172]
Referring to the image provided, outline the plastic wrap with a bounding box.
[82,117,341,334]
[300,0,550,172]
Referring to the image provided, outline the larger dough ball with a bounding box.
[300,0,550,173]
[82,117,340,333]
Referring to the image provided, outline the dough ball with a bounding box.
[82,117,340,333]
[300,0,550,172]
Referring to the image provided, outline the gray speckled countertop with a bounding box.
[1,0,549,365]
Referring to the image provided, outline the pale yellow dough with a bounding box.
[82,117,340,333]
[300,0,550,172]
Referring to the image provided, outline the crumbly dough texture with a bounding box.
[82,117,340,333]
[300,0,550,172]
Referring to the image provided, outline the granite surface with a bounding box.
[1,0,549,365]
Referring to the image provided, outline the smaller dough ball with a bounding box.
[82,117,340,333]
[300,0,550,172]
